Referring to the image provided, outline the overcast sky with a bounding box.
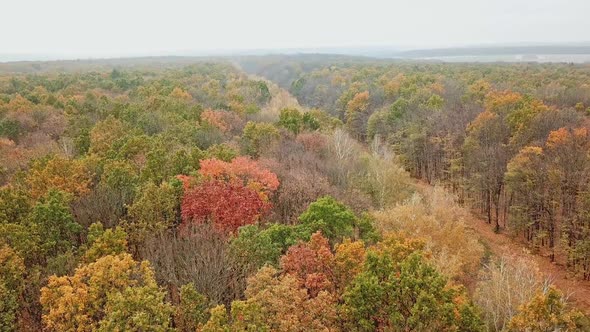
[1,0,589,58]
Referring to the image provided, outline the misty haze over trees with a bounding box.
[2,0,590,331]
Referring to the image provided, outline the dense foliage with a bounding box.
[242,55,590,281]
[0,57,587,331]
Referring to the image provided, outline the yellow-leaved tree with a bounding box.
[40,253,172,332]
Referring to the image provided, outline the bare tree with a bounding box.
[474,255,546,332]
[139,225,249,305]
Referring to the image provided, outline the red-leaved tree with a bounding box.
[180,180,270,234]
[180,157,279,234]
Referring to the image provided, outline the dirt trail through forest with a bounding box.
[246,70,590,315]
[467,208,590,315]
[411,180,590,315]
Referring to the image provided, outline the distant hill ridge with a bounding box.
[398,45,590,58]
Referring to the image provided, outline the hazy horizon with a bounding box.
[2,0,590,61]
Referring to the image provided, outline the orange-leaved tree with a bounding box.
[199,156,279,197]
[180,157,279,234]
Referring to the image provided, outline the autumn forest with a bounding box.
[1,55,590,331]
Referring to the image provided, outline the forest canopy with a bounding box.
[0,56,589,331]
